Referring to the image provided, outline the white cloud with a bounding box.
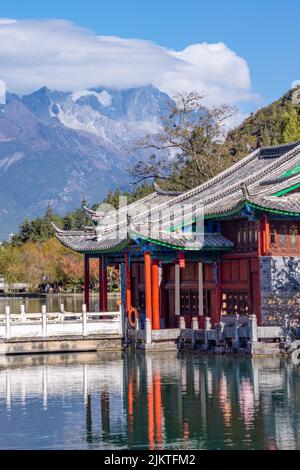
[72,89,112,107]
[0,18,17,25]
[0,18,254,107]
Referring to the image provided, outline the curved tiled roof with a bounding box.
[130,230,234,251]
[54,141,300,253]
[248,194,300,215]
[56,233,130,253]
[82,188,178,224]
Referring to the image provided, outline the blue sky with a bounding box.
[1,0,299,112]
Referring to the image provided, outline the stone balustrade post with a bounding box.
[179,316,186,330]
[82,304,87,336]
[59,303,64,322]
[5,306,11,340]
[191,316,199,349]
[145,318,152,345]
[42,305,47,337]
[119,304,123,337]
[204,317,211,350]
[178,316,186,350]
[283,314,291,345]
[249,314,258,342]
[233,314,240,349]
[20,304,26,322]
[135,314,140,331]
[192,316,199,330]
[216,321,225,342]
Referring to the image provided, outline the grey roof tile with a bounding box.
[54,141,300,252]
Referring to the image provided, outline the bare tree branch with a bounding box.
[129,92,238,191]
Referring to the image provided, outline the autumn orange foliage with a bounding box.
[0,238,119,291]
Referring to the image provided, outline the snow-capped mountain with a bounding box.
[0,85,173,239]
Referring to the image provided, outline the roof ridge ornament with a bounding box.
[240,183,250,199]
[82,204,108,223]
[82,204,95,215]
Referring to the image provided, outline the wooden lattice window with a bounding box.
[221,291,249,315]
[180,289,211,317]
[269,222,299,253]
[248,228,253,244]
[236,221,258,252]
[279,225,286,247]
[180,289,199,316]
[237,228,242,244]
[290,224,298,249]
[270,226,276,246]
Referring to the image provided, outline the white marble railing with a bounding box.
[178,314,286,349]
[0,304,123,339]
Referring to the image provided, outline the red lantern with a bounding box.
[178,252,186,268]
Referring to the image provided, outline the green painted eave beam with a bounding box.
[281,164,300,178]
[247,201,300,217]
[273,181,300,196]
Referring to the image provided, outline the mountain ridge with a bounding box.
[0,85,173,239]
[1,85,299,240]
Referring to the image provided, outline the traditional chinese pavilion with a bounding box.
[53,141,300,329]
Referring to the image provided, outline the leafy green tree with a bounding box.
[283,105,300,143]
[227,87,300,159]
[62,206,91,231]
[102,182,154,209]
[10,210,63,246]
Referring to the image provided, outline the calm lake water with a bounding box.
[0,294,119,315]
[0,352,299,450]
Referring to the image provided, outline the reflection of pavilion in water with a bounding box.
[0,353,299,449]
[125,354,300,450]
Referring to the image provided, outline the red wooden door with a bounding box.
[166,289,176,328]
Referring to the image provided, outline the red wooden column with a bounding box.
[258,214,270,256]
[84,254,90,312]
[262,214,270,255]
[256,215,269,326]
[125,251,131,315]
[151,259,160,330]
[265,215,270,254]
[144,251,153,323]
[213,261,221,326]
[257,218,262,256]
[98,256,103,311]
[101,255,108,311]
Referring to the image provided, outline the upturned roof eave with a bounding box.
[55,234,131,254]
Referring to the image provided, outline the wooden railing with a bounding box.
[0,304,123,339]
